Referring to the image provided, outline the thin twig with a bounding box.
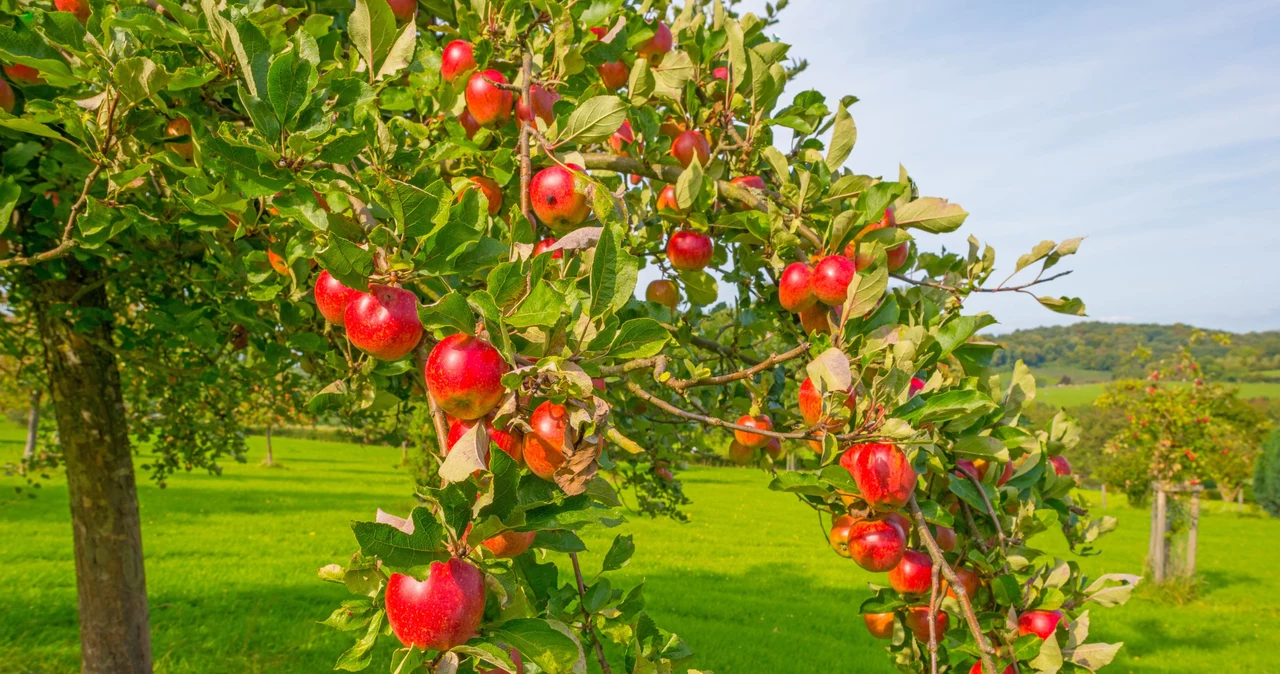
[0,165,104,268]
[891,270,1072,295]
[624,380,822,441]
[966,472,1010,559]
[569,552,613,674]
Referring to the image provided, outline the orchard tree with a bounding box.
[0,0,1140,673]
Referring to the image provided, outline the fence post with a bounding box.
[1148,486,1159,572]
[1186,488,1200,578]
[1100,484,1106,510]
[1153,485,1168,584]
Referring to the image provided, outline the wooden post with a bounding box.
[1185,488,1200,578]
[1238,488,1244,512]
[1153,486,1167,584]
[1100,484,1106,510]
[786,451,796,472]
[263,424,274,467]
[1148,487,1159,572]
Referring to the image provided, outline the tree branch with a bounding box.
[666,342,809,391]
[569,552,613,674]
[517,47,534,231]
[891,270,1072,295]
[0,165,103,269]
[624,379,822,441]
[909,494,997,674]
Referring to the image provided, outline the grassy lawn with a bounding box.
[3,424,1280,673]
[1027,363,1113,387]
[1037,381,1280,409]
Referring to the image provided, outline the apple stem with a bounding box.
[569,552,613,674]
[909,494,998,674]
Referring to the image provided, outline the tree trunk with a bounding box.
[22,389,41,464]
[264,424,274,466]
[31,262,153,674]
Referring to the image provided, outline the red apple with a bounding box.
[459,109,481,139]
[166,117,194,159]
[730,175,766,190]
[0,78,13,114]
[828,514,857,557]
[54,0,90,22]
[385,0,415,20]
[1018,610,1064,640]
[889,550,933,594]
[3,64,41,85]
[764,437,782,460]
[845,442,917,509]
[945,566,981,601]
[909,376,926,397]
[812,255,857,305]
[465,69,513,127]
[458,176,503,216]
[778,262,816,313]
[727,440,754,465]
[848,517,906,572]
[905,606,949,643]
[1050,455,1072,476]
[609,120,634,154]
[712,66,730,81]
[671,130,710,168]
[440,40,476,83]
[656,185,682,214]
[955,458,987,481]
[798,304,831,335]
[344,285,423,360]
[523,401,568,479]
[532,238,563,259]
[636,21,672,60]
[597,60,629,90]
[666,229,713,271]
[530,164,591,232]
[883,511,911,536]
[932,525,957,552]
[426,334,508,420]
[733,414,772,449]
[386,559,486,650]
[516,84,559,126]
[864,612,895,640]
[447,417,522,464]
[482,530,536,558]
[997,461,1015,486]
[969,663,1015,674]
[798,377,855,429]
[645,279,679,309]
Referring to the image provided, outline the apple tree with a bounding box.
[0,0,1140,673]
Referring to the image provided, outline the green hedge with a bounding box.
[1257,429,1280,517]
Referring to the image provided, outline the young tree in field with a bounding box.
[0,1,1138,673]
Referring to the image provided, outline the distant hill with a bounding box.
[984,322,1280,384]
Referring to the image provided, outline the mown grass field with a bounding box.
[1036,381,1280,408]
[3,424,1280,673]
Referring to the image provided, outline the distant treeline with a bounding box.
[986,322,1280,382]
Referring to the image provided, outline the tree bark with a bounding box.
[264,424,274,466]
[31,262,153,674]
[22,389,41,463]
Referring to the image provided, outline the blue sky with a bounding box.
[640,0,1280,334]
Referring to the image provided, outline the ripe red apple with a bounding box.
[864,612,895,640]
[530,164,591,232]
[656,185,683,214]
[344,285,424,360]
[828,514,857,557]
[845,442,917,509]
[447,417,522,464]
[636,21,672,60]
[883,511,911,535]
[945,566,981,600]
[482,530,536,558]
[904,606,948,643]
[886,242,910,271]
[0,78,13,114]
[426,334,508,420]
[730,175,766,190]
[666,229,713,271]
[812,255,857,305]
[848,517,907,572]
[465,69,513,127]
[1018,610,1064,640]
[727,440,754,465]
[798,304,831,334]
[889,550,933,594]
[671,130,710,168]
[645,279,679,309]
[997,460,1015,486]
[458,176,503,216]
[523,401,568,479]
[3,64,41,85]
[733,414,773,449]
[166,117,194,160]
[386,559,485,650]
[609,120,634,154]
[385,0,415,20]
[597,60,629,90]
[969,663,1015,674]
[909,376,926,397]
[955,458,987,481]
[516,84,559,126]
[458,109,481,139]
[1050,455,1072,476]
[54,0,91,23]
[778,262,816,313]
[764,437,782,460]
[931,525,957,552]
[532,238,563,259]
[798,377,855,428]
[440,40,476,83]
[712,66,729,81]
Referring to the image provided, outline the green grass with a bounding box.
[1027,362,1113,387]
[4,425,1280,673]
[1037,381,1280,409]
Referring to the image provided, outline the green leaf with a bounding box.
[627,57,655,104]
[935,313,996,357]
[679,269,718,306]
[892,197,968,233]
[948,475,995,514]
[675,158,703,210]
[113,57,171,103]
[230,14,272,97]
[906,390,998,424]
[556,95,626,146]
[376,23,417,80]
[507,282,566,328]
[601,534,635,572]
[0,181,18,236]
[1036,295,1087,316]
[652,50,695,100]
[467,291,512,360]
[846,263,886,319]
[1016,240,1057,272]
[490,619,582,674]
[1028,630,1063,672]
[333,609,383,671]
[267,49,315,127]
[825,98,856,172]
[589,222,638,317]
[952,434,1010,462]
[315,237,373,290]
[1068,642,1123,671]
[0,118,63,139]
[610,318,670,359]
[351,507,448,568]
[349,0,397,78]
[768,472,830,496]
